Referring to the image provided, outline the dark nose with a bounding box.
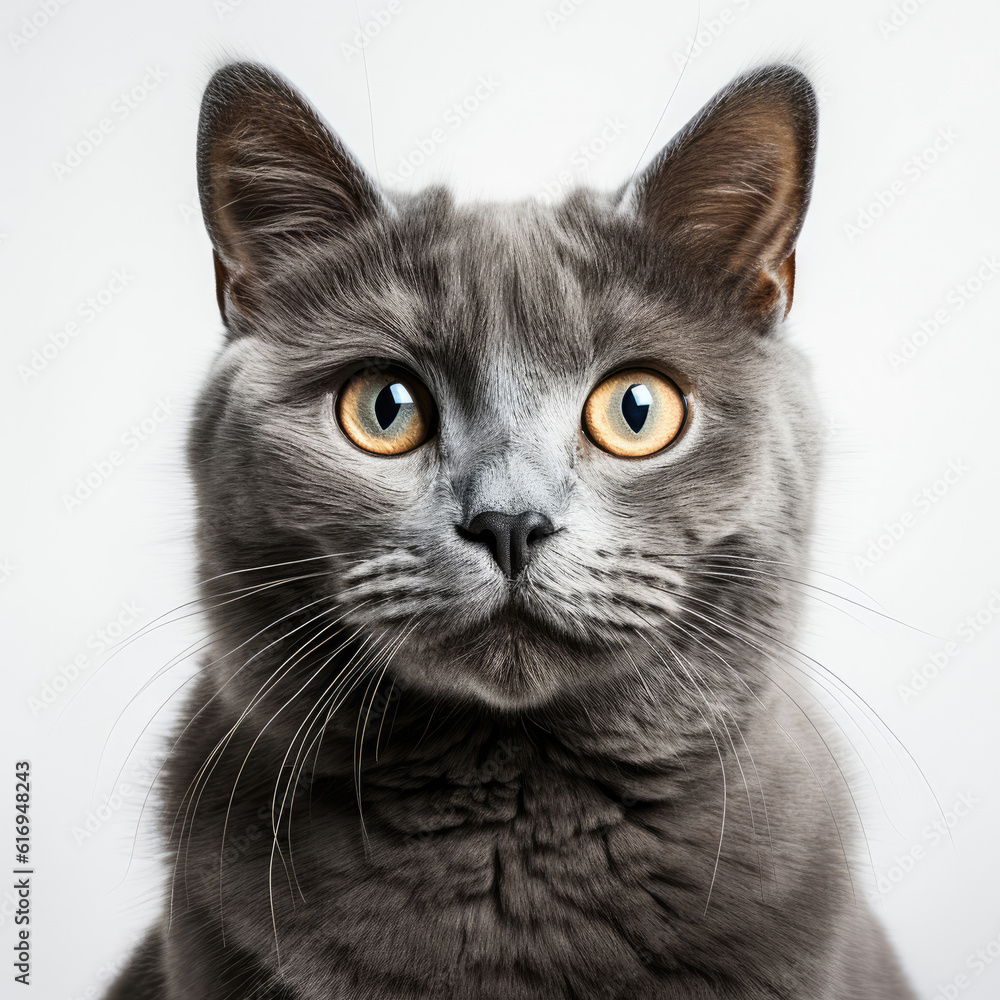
[461,511,555,579]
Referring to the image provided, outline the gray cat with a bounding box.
[107,61,916,999]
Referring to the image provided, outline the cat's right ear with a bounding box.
[197,62,384,324]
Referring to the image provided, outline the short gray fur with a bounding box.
[105,61,916,999]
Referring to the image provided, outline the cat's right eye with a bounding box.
[336,365,437,455]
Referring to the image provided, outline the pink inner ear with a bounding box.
[745,251,796,320]
[779,251,796,318]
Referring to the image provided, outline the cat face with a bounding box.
[191,63,819,714]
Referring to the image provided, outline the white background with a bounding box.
[2,1,998,998]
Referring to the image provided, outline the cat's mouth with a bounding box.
[465,581,590,645]
[365,590,613,709]
[479,598,571,640]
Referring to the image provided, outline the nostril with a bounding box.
[460,510,555,579]
[521,512,555,546]
[458,522,499,560]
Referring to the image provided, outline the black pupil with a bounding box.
[621,383,651,433]
[373,382,415,431]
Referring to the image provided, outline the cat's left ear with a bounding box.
[622,65,817,322]
[197,62,384,323]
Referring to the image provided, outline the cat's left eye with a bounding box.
[583,368,687,457]
[336,366,437,455]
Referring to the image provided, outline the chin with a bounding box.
[388,608,608,711]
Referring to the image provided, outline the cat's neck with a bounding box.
[166,673,852,999]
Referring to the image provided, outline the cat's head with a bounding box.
[190,62,819,721]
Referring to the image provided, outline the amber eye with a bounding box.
[583,368,687,457]
[336,366,436,455]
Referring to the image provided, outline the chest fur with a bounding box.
[204,754,761,999]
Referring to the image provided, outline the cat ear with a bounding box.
[197,62,383,322]
[624,65,817,321]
